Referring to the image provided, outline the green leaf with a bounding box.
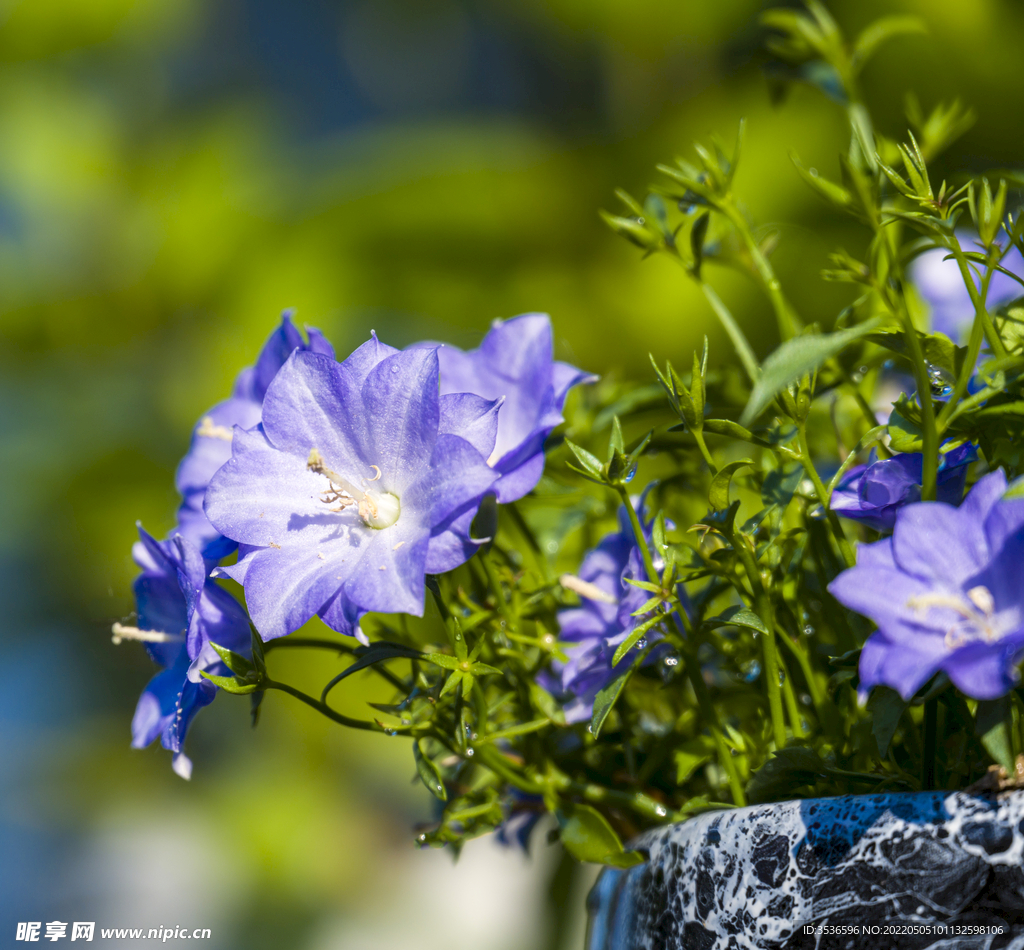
[557,804,645,867]
[530,682,566,725]
[690,349,705,424]
[709,459,753,509]
[468,662,503,676]
[702,418,777,449]
[591,669,633,738]
[887,400,924,453]
[976,696,1015,771]
[761,464,803,510]
[866,686,907,757]
[690,212,710,277]
[599,210,658,250]
[705,605,768,636]
[790,153,852,209]
[675,736,716,783]
[199,671,261,694]
[426,653,463,671]
[608,416,625,455]
[747,746,827,804]
[852,15,926,70]
[208,641,255,678]
[864,328,964,379]
[611,613,663,666]
[565,439,605,479]
[740,322,880,426]
[413,740,448,801]
[438,670,464,698]
[250,628,266,675]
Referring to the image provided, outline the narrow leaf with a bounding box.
[611,613,664,666]
[977,696,1015,772]
[591,669,632,738]
[867,686,907,757]
[709,459,753,509]
[200,671,261,694]
[565,440,605,478]
[740,321,880,426]
[413,740,448,801]
[705,605,768,636]
[208,641,255,678]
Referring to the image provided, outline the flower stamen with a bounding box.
[307,448,400,529]
[906,585,1005,650]
[111,622,186,645]
[196,416,234,441]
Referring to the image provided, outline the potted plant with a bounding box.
[113,3,1024,945]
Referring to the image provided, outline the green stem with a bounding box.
[691,427,719,475]
[946,243,1008,359]
[797,421,855,569]
[616,486,659,585]
[721,202,801,340]
[263,637,407,691]
[922,698,938,790]
[700,282,761,384]
[265,680,397,733]
[481,552,518,632]
[936,265,995,432]
[888,288,940,500]
[730,540,787,750]
[777,653,807,739]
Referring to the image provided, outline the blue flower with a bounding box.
[829,470,1024,701]
[176,311,334,559]
[432,313,595,503]
[495,791,545,852]
[831,443,976,532]
[123,526,251,777]
[553,498,681,723]
[204,337,500,642]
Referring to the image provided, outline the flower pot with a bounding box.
[586,790,1024,949]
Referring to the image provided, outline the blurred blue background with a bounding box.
[2,0,1024,946]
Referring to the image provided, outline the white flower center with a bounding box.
[307,448,400,530]
[906,585,1015,650]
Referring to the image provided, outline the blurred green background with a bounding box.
[3,0,1024,946]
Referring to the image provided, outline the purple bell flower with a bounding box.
[910,234,1024,343]
[204,336,500,642]
[829,470,1024,701]
[125,526,251,778]
[831,443,976,532]
[176,311,334,559]
[554,497,682,723]
[433,314,595,503]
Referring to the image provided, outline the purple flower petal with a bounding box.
[205,334,498,641]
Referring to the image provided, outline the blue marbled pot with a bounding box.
[586,791,1024,950]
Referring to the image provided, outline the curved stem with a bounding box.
[265,679,408,734]
[263,637,407,692]
[700,282,761,384]
[797,421,855,569]
[720,202,801,340]
[691,427,719,475]
[615,486,658,585]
